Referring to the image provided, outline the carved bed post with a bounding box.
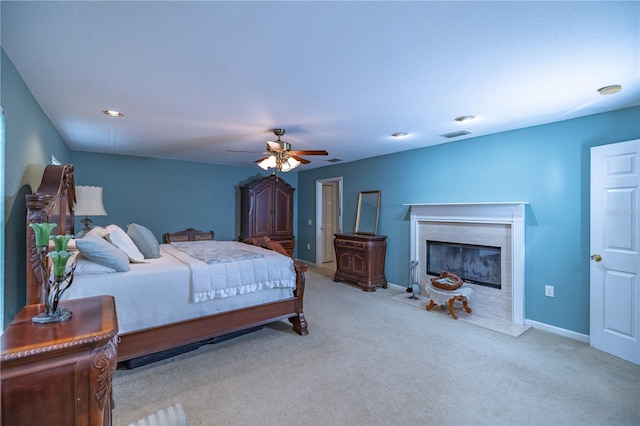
[291,260,309,336]
[243,236,309,336]
[26,164,76,305]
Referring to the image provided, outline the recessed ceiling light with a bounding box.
[102,109,124,117]
[454,115,475,122]
[391,132,408,138]
[597,85,622,96]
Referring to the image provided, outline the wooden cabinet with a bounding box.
[1,296,119,426]
[333,233,387,292]
[239,175,295,256]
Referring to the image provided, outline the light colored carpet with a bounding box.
[112,268,640,426]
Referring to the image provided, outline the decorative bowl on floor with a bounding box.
[430,271,463,290]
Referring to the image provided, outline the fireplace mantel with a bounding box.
[405,202,527,324]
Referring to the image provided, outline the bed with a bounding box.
[25,164,308,364]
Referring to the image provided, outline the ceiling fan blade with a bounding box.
[254,156,270,163]
[291,154,311,164]
[290,150,328,156]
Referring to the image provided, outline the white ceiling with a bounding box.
[2,1,639,170]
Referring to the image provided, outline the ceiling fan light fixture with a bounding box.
[280,157,301,172]
[252,128,326,172]
[257,155,277,170]
[597,85,622,96]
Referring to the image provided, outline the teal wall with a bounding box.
[2,48,71,326]
[296,106,640,335]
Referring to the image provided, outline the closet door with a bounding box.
[272,184,293,237]
[253,184,273,237]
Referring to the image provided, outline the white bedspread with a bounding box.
[61,242,296,334]
[163,241,296,303]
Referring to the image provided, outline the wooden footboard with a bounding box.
[26,169,309,364]
[117,258,308,362]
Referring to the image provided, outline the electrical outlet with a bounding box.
[306,243,311,250]
[545,285,554,297]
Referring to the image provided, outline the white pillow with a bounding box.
[85,226,107,238]
[74,254,117,275]
[104,224,144,263]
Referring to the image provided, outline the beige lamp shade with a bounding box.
[74,186,107,216]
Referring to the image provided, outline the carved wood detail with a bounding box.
[163,228,215,243]
[92,337,118,410]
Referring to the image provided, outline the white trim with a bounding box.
[387,282,405,292]
[406,202,527,325]
[525,319,590,343]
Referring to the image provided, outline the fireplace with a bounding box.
[426,240,501,289]
[406,202,526,324]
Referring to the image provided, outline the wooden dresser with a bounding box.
[1,296,119,426]
[333,233,387,292]
[239,175,295,256]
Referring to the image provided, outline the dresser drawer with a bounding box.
[334,238,365,250]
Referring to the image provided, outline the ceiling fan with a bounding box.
[228,129,328,172]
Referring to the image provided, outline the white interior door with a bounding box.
[590,139,639,365]
[322,183,337,263]
[316,177,343,266]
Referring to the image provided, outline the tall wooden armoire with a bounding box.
[239,175,295,256]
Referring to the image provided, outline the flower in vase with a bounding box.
[51,234,74,252]
[29,222,57,247]
[47,250,75,279]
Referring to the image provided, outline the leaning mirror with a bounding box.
[355,190,381,235]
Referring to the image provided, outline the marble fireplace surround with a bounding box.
[406,203,526,325]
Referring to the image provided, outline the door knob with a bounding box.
[590,254,602,262]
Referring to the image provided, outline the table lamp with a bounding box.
[74,185,107,238]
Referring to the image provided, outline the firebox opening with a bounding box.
[426,240,501,289]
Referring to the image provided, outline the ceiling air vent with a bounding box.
[441,130,471,139]
[327,158,343,163]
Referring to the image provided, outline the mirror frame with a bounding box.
[355,190,381,235]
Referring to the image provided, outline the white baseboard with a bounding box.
[387,282,406,292]
[525,319,590,343]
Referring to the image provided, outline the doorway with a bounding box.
[590,139,639,365]
[315,177,343,269]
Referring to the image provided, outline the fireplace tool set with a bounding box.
[406,260,421,299]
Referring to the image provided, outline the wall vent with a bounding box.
[441,130,471,139]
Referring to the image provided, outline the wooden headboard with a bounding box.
[163,228,215,243]
[26,164,76,305]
